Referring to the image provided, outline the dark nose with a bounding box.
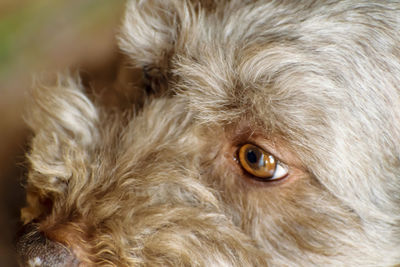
[16,223,79,267]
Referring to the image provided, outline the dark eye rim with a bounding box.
[235,142,289,183]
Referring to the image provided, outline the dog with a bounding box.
[16,0,400,266]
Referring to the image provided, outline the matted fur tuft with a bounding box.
[21,75,99,223]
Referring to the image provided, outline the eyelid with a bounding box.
[237,142,284,165]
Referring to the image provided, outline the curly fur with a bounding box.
[18,0,400,266]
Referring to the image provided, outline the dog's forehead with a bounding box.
[172,0,400,135]
[173,38,339,139]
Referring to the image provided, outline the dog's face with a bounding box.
[17,1,400,266]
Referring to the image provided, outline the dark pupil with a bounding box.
[246,149,258,164]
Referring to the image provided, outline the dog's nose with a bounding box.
[15,223,79,267]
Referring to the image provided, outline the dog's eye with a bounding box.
[238,144,288,181]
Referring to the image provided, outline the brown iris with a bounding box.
[238,144,277,179]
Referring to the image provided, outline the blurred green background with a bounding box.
[0,1,124,265]
[1,0,124,94]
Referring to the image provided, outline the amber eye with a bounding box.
[238,144,288,181]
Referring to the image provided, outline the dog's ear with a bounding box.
[118,0,196,94]
[21,75,99,223]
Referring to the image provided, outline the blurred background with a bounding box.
[0,1,125,265]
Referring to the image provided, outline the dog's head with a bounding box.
[17,1,400,266]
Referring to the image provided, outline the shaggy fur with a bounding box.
[17,0,400,266]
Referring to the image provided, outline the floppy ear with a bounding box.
[21,75,99,223]
[118,0,195,93]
